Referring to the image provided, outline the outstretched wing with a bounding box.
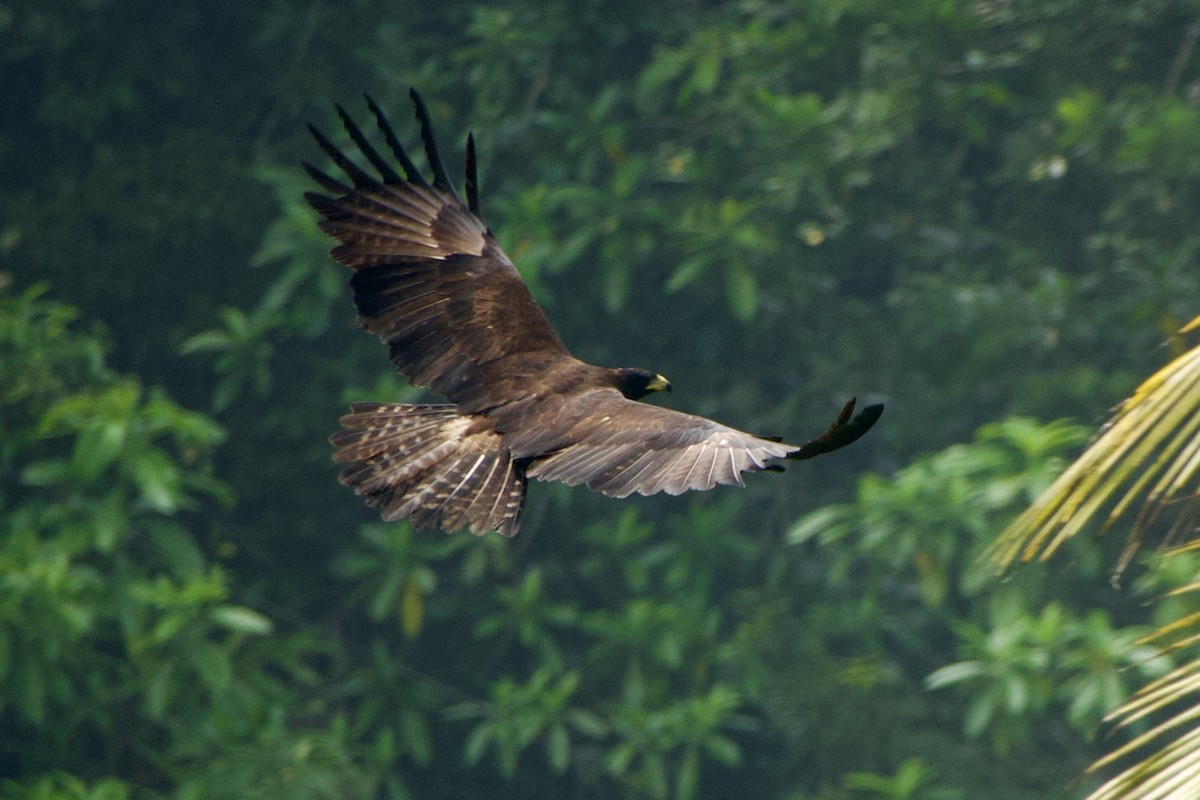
[304,91,573,407]
[522,391,881,498]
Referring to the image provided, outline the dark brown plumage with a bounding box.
[305,90,883,536]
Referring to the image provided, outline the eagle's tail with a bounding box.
[330,403,526,536]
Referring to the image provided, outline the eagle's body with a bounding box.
[306,91,882,536]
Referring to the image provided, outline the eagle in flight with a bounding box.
[305,90,882,536]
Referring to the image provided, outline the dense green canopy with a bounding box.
[3,1,1200,799]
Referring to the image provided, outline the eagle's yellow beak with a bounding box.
[647,374,672,393]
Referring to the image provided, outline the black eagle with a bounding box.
[305,90,883,536]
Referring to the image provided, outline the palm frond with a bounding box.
[986,317,1200,799]
[990,319,1200,576]
[1085,575,1200,800]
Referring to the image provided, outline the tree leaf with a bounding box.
[724,262,757,322]
[211,605,273,635]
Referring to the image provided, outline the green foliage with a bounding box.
[450,667,603,777]
[843,757,956,800]
[0,284,386,798]
[927,600,1166,751]
[0,285,245,777]
[1,773,133,800]
[781,419,1186,790]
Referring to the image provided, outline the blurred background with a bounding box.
[3,1,1200,798]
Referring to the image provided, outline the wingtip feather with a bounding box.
[787,399,884,460]
[408,88,462,200]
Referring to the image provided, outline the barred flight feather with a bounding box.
[331,403,525,536]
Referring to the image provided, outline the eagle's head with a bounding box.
[614,368,672,400]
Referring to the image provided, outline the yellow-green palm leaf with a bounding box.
[991,319,1200,575]
[989,317,1200,800]
[1085,573,1200,800]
